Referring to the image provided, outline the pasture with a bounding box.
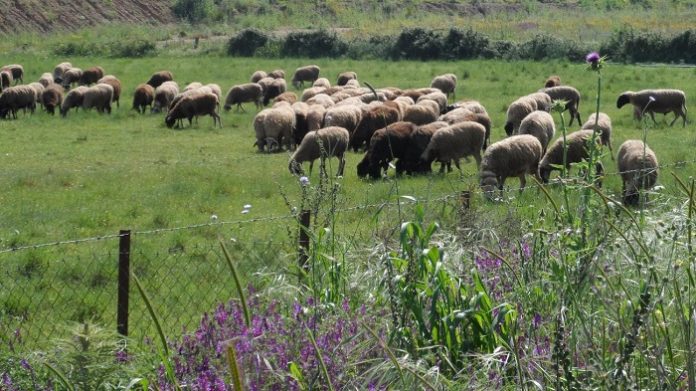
[2,54,696,388]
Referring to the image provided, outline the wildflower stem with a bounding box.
[220,240,251,328]
[305,325,334,391]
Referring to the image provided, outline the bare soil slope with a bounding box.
[0,0,175,34]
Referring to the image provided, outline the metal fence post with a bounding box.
[298,210,311,272]
[117,230,131,336]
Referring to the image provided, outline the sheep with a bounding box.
[438,108,492,150]
[165,91,221,129]
[82,83,114,114]
[322,104,363,134]
[1,64,23,84]
[292,65,320,89]
[345,79,360,88]
[421,121,486,174]
[544,75,561,88]
[399,121,449,174]
[147,71,174,88]
[97,75,121,108]
[306,93,335,109]
[401,89,425,101]
[336,72,357,86]
[357,121,418,179]
[39,73,54,87]
[480,135,543,200]
[526,92,552,112]
[288,126,349,177]
[446,99,489,116]
[306,104,327,132]
[312,78,331,88]
[274,91,298,105]
[300,86,326,102]
[250,70,267,83]
[204,84,222,101]
[617,140,659,206]
[152,81,179,113]
[132,83,155,114]
[292,102,310,145]
[269,69,285,79]
[430,73,457,100]
[53,62,72,84]
[581,112,613,158]
[538,129,604,184]
[28,82,45,106]
[349,104,401,151]
[79,66,105,86]
[403,100,439,125]
[540,85,582,126]
[224,83,263,112]
[517,111,556,153]
[253,103,295,152]
[42,84,64,115]
[184,82,203,92]
[504,96,537,136]
[0,85,36,119]
[262,78,287,106]
[61,68,83,89]
[1,71,12,91]
[616,89,687,127]
[417,91,448,114]
[60,86,88,117]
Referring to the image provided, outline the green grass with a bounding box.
[2,54,696,349]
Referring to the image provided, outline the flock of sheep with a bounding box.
[0,61,684,206]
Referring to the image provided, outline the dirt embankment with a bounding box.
[0,0,176,34]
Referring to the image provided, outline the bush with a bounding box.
[443,28,491,60]
[172,0,213,23]
[392,28,444,60]
[227,28,268,57]
[345,35,395,60]
[281,30,348,58]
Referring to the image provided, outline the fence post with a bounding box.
[298,210,311,272]
[117,230,131,336]
[460,190,471,210]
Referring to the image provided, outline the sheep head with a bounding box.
[480,174,499,201]
[504,121,514,136]
[165,115,177,128]
[616,93,631,109]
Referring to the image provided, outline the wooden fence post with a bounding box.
[298,210,311,272]
[117,230,131,336]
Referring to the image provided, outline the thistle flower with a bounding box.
[585,51,606,71]
[585,51,600,64]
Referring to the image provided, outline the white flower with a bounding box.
[241,209,249,214]
[649,96,656,102]
[299,176,310,186]
[388,162,396,169]
[210,214,218,221]
[243,204,252,209]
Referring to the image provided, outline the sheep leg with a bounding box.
[649,111,658,125]
[308,161,314,176]
[498,176,505,198]
[337,154,345,177]
[453,159,462,173]
[212,112,222,128]
[474,152,481,169]
[518,174,527,193]
[669,111,680,127]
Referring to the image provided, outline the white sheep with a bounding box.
[430,73,457,99]
[581,112,613,158]
[152,81,179,113]
[82,83,114,114]
[517,110,556,153]
[504,96,537,135]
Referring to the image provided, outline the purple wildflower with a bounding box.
[586,51,600,64]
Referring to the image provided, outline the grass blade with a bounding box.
[43,362,74,391]
[220,240,251,327]
[305,325,334,391]
[226,342,245,391]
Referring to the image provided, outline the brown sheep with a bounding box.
[1,64,23,84]
[291,65,320,89]
[133,84,155,114]
[97,75,121,108]
[336,71,357,86]
[79,66,105,86]
[268,69,285,79]
[544,75,561,88]
[250,70,267,83]
[349,104,401,152]
[42,84,64,115]
[0,85,36,119]
[61,68,83,89]
[147,70,174,88]
[357,121,418,179]
[1,71,13,91]
[538,129,604,184]
[165,91,221,128]
[224,83,263,112]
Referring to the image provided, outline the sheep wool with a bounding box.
[538,129,603,183]
[430,73,457,99]
[288,126,349,177]
[147,70,174,88]
[421,121,486,173]
[480,135,543,200]
[152,81,179,113]
[617,139,659,206]
[82,83,114,114]
[224,83,263,112]
[581,112,613,156]
[60,86,88,117]
[133,84,155,114]
[517,110,556,153]
[540,85,582,126]
[336,72,357,86]
[42,84,64,115]
[165,91,221,129]
[97,75,121,107]
[0,85,36,119]
[504,96,537,136]
[292,65,321,89]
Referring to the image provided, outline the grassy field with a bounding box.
[2,53,696,388]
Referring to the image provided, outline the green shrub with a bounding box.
[227,28,268,57]
[172,0,213,23]
[443,28,491,60]
[281,30,347,58]
[391,28,444,60]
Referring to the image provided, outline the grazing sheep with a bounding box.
[430,73,457,100]
[504,96,537,136]
[322,105,363,134]
[250,70,267,83]
[0,85,36,119]
[1,71,13,90]
[357,121,417,179]
[399,121,448,174]
[39,73,54,87]
[480,135,543,200]
[274,91,298,105]
[617,140,659,206]
[147,71,174,88]
[526,92,552,112]
[350,104,401,151]
[132,84,155,114]
[446,99,489,116]
[28,82,45,106]
[581,112,613,158]
[152,81,179,113]
[60,86,89,117]
[616,89,687,127]
[422,121,486,173]
[165,91,221,128]
[288,126,349,177]
[97,75,121,108]
[292,65,320,89]
[42,84,64,115]
[312,78,331,88]
[204,84,222,101]
[541,85,582,126]
[300,86,326,102]
[417,91,448,114]
[262,78,287,106]
[82,83,114,114]
[538,129,604,184]
[224,83,263,112]
[269,69,285,79]
[306,105,327,132]
[292,102,310,145]
[438,108,492,150]
[79,66,105,86]
[517,111,556,153]
[401,89,425,102]
[306,93,335,109]
[253,102,296,151]
[184,82,203,92]
[53,62,72,84]
[403,100,439,125]
[336,72,357,86]
[61,68,83,89]
[345,79,360,88]
[544,75,561,88]
[1,64,23,84]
